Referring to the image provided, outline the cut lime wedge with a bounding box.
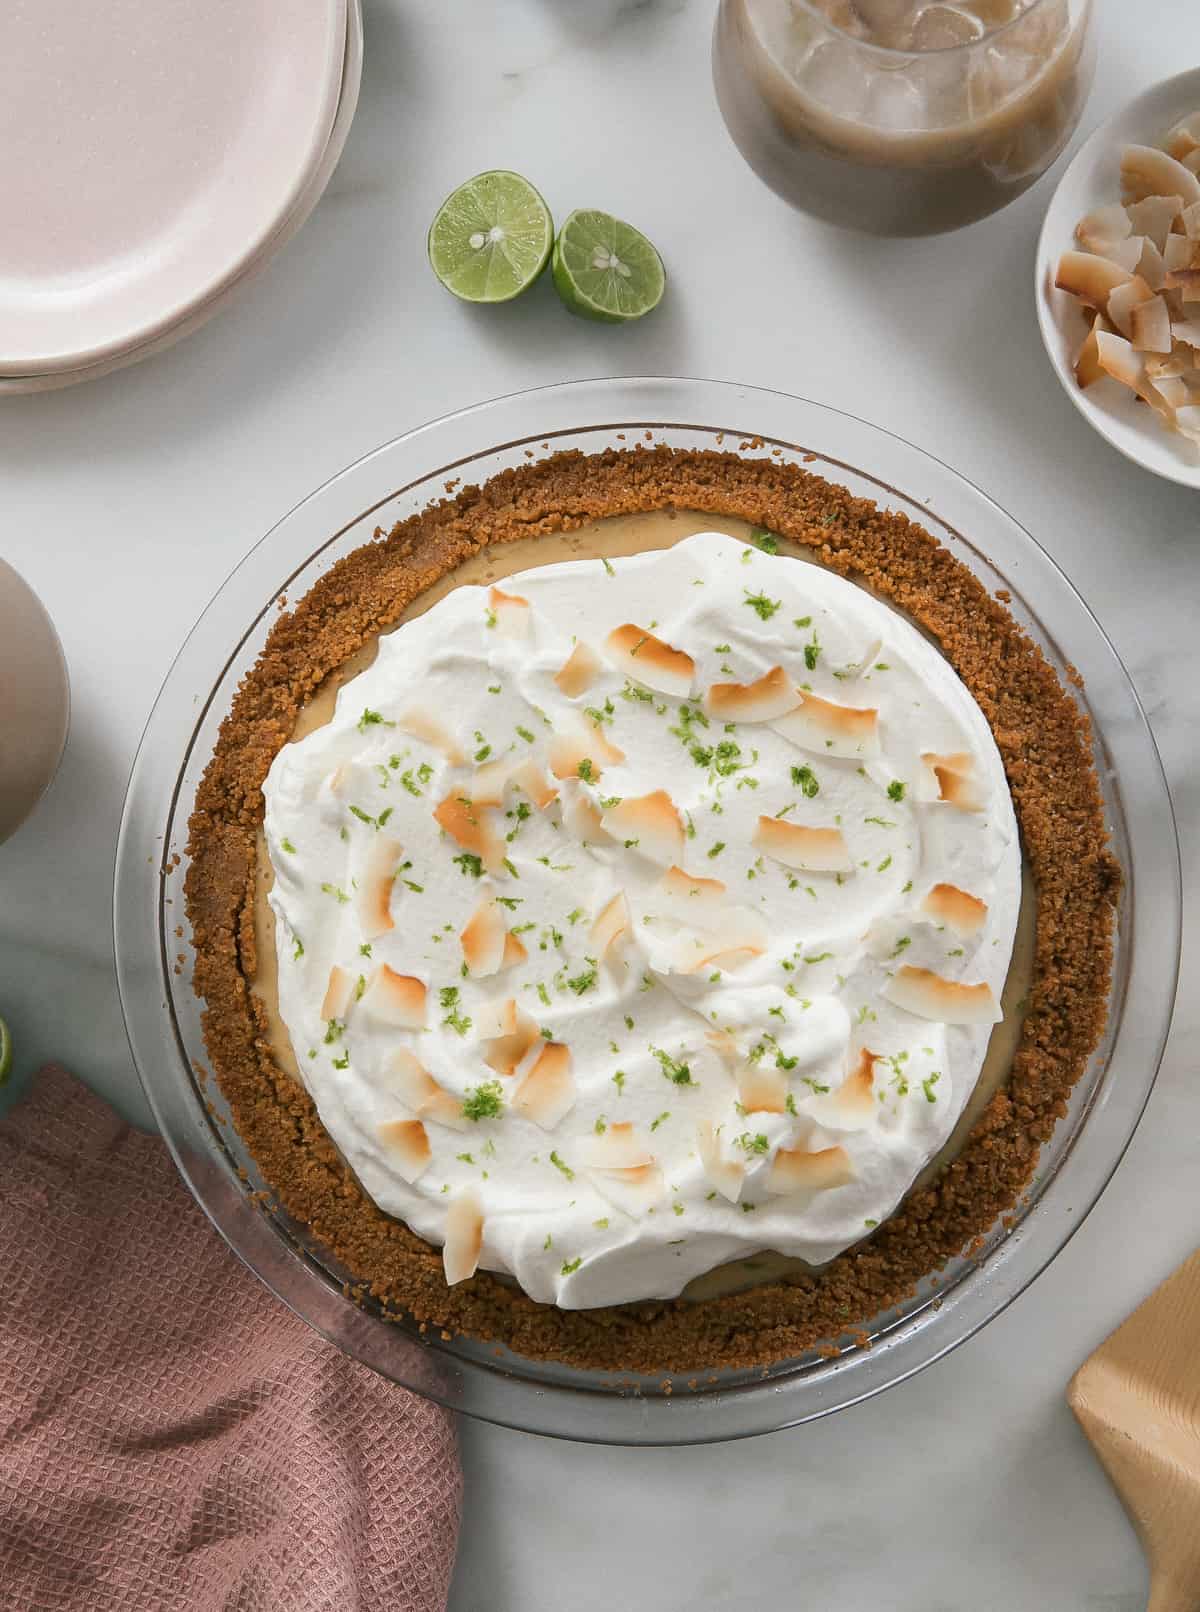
[551,210,665,323]
[0,1015,11,1084]
[428,171,554,304]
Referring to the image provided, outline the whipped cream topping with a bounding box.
[262,533,1019,1310]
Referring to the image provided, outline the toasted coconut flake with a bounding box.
[1094,330,1172,417]
[388,1049,469,1132]
[548,732,596,782]
[1152,374,1192,411]
[361,965,427,1029]
[501,929,528,969]
[432,793,505,874]
[587,1162,666,1217]
[395,708,464,766]
[1106,275,1154,338]
[321,965,355,1022]
[548,716,625,782]
[683,944,763,974]
[1181,200,1200,240]
[705,1026,739,1065]
[1107,236,1147,274]
[475,996,520,1039]
[753,815,852,873]
[601,790,685,866]
[561,790,609,845]
[591,890,630,958]
[443,1190,484,1285]
[673,912,768,974]
[509,759,558,810]
[580,1120,654,1171]
[1136,236,1167,293]
[1131,294,1173,354]
[460,896,508,978]
[1074,202,1131,254]
[737,1064,788,1114]
[770,690,879,759]
[769,1144,855,1197]
[925,750,972,775]
[387,1047,438,1109]
[1125,195,1180,252]
[479,998,540,1076]
[922,752,986,811]
[378,1118,432,1183]
[471,756,515,807]
[703,664,797,723]
[1146,344,1196,379]
[1173,318,1200,350]
[836,1048,879,1116]
[554,640,602,697]
[358,834,403,940]
[1162,232,1200,272]
[922,881,988,936]
[1095,327,1147,387]
[1054,249,1138,309]
[884,964,1001,1025]
[604,623,695,698]
[513,1042,576,1131]
[1166,268,1200,301]
[1165,114,1200,163]
[488,585,531,640]
[656,864,728,924]
[587,722,626,766]
[696,1121,744,1203]
[1073,317,1106,389]
[1121,144,1200,207]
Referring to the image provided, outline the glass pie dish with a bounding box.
[114,377,1180,1445]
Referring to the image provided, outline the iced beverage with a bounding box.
[713,0,1095,235]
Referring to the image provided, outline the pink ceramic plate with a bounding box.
[0,1,362,395]
[0,0,346,375]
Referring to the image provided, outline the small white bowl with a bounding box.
[1036,67,1200,490]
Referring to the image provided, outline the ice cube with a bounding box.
[1009,0,1070,57]
[910,3,986,49]
[977,35,1038,104]
[968,0,1023,31]
[849,0,920,45]
[865,70,929,131]
[800,37,871,116]
[806,0,871,39]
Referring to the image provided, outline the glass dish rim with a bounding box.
[114,375,1180,1445]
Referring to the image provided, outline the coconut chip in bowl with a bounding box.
[1054,112,1200,450]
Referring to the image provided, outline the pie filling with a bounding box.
[261,532,1021,1309]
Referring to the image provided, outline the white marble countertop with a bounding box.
[1,1,1196,1606]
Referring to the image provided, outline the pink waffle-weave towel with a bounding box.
[0,1065,462,1611]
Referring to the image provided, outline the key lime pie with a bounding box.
[187,447,1117,1373]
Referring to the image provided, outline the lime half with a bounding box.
[0,1016,11,1084]
[551,210,665,323]
[428,171,553,304]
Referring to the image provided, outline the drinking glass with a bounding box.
[713,0,1096,234]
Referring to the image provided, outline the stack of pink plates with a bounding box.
[0,0,362,394]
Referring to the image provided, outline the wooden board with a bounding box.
[1068,1251,1200,1612]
